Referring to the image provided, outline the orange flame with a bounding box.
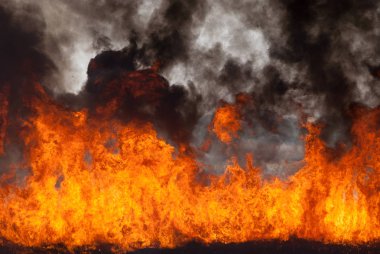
[0,83,379,251]
[211,103,241,143]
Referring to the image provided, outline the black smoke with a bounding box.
[80,48,201,144]
[0,3,55,178]
[1,0,380,175]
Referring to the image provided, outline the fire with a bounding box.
[211,103,241,143]
[0,73,379,251]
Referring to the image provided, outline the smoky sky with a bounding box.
[1,0,380,176]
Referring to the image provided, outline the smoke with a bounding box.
[1,0,380,177]
[0,3,53,85]
[0,2,55,179]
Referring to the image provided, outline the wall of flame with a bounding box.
[0,83,379,251]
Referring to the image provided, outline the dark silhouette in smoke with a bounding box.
[81,47,201,144]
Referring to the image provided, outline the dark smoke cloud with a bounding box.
[1,0,380,177]
[0,3,54,86]
[78,48,201,144]
[0,2,55,178]
[54,0,207,144]
[269,0,380,146]
[8,0,209,93]
[186,0,380,174]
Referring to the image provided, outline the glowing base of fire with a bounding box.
[1,238,379,254]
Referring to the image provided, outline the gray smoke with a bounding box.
[1,0,380,177]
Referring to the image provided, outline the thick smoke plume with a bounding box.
[1,0,380,177]
[0,3,55,177]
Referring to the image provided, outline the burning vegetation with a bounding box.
[0,67,379,252]
[0,0,380,253]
